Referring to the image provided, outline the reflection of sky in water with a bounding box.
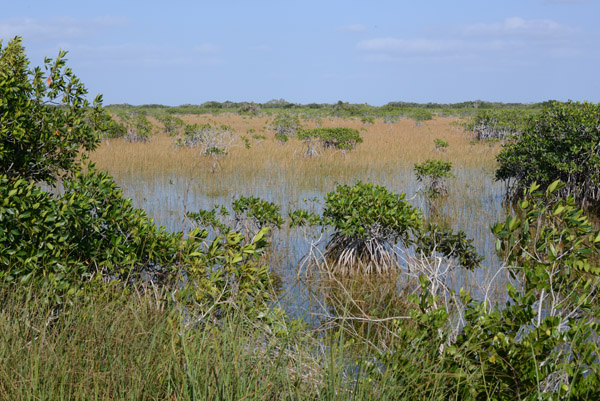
[112,166,506,317]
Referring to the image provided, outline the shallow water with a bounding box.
[108,164,507,316]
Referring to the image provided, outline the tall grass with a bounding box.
[92,115,497,183]
[0,283,477,400]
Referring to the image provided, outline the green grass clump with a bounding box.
[0,283,449,401]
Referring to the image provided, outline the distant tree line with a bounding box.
[106,99,551,119]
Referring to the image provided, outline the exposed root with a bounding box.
[324,234,401,275]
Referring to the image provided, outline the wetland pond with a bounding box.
[91,115,509,318]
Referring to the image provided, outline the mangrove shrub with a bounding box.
[496,101,600,208]
[290,182,480,274]
[0,37,111,184]
[414,159,454,197]
[297,127,363,156]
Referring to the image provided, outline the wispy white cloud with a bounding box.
[458,17,577,39]
[356,17,582,63]
[0,17,128,42]
[338,24,367,33]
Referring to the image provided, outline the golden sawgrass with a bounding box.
[91,114,499,184]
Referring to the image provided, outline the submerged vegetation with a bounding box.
[2,37,600,400]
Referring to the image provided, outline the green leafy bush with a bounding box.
[298,127,363,152]
[360,116,375,125]
[177,123,233,152]
[496,101,600,209]
[414,224,482,270]
[238,101,261,115]
[270,112,301,143]
[433,138,448,151]
[323,182,422,243]
[156,113,184,136]
[232,196,284,231]
[176,122,234,171]
[409,109,433,126]
[180,227,276,317]
[465,108,528,141]
[0,166,277,312]
[453,181,600,398]
[375,181,600,399]
[292,182,423,273]
[102,118,127,139]
[493,180,600,277]
[0,167,191,293]
[288,208,324,228]
[0,37,111,184]
[274,133,288,143]
[117,111,154,142]
[188,196,283,240]
[290,182,479,274]
[0,37,277,316]
[414,159,454,197]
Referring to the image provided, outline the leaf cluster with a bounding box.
[297,127,363,151]
[322,182,422,244]
[414,159,455,197]
[176,122,233,157]
[493,180,600,277]
[433,138,448,151]
[156,113,184,136]
[187,196,283,254]
[118,111,154,142]
[360,116,375,125]
[408,109,433,124]
[270,112,301,143]
[465,108,529,141]
[414,160,454,180]
[179,227,275,317]
[0,167,192,294]
[415,224,482,270]
[0,37,112,184]
[232,196,284,230]
[496,101,600,209]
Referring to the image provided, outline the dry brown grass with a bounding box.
[91,114,499,191]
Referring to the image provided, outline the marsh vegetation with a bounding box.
[3,37,600,400]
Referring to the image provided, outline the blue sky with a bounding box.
[2,0,599,105]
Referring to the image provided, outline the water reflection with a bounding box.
[108,166,507,316]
